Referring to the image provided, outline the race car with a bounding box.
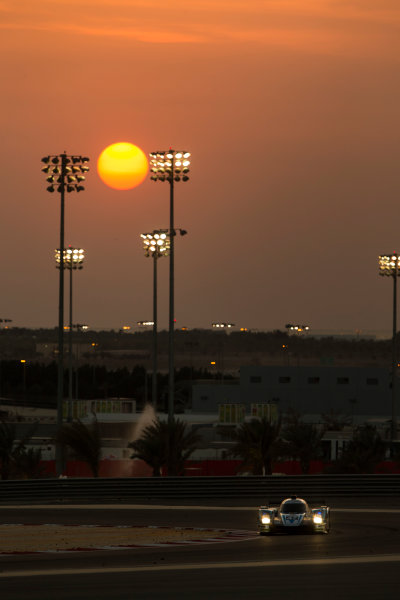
[258,496,330,535]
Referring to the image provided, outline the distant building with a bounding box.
[192,366,395,425]
[62,398,136,422]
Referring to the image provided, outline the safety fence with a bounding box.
[1,474,400,504]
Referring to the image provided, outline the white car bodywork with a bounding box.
[258,496,330,535]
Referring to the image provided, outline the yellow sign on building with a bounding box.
[250,403,279,422]
[218,403,246,424]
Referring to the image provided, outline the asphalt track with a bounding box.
[0,498,399,600]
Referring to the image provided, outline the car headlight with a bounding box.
[261,515,271,525]
[313,514,323,524]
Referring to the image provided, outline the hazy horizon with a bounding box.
[1,1,399,335]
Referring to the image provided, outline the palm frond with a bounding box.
[56,419,101,477]
[128,418,201,476]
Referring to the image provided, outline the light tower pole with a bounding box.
[55,247,84,422]
[149,150,191,421]
[140,230,170,408]
[41,153,89,474]
[379,253,400,445]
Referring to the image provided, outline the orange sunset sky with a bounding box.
[0,1,399,334]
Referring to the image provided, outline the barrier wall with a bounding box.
[38,459,400,478]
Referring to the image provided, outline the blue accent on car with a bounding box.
[281,514,304,526]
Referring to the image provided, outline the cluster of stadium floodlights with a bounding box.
[149,150,191,182]
[140,230,170,258]
[378,254,400,276]
[41,154,90,193]
[55,247,85,269]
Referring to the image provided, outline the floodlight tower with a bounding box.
[149,150,191,421]
[379,252,400,444]
[41,153,89,474]
[55,247,85,422]
[140,230,170,407]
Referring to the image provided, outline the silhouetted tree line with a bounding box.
[1,413,398,479]
[223,416,396,476]
[0,360,222,411]
[0,327,397,363]
[0,420,45,479]
[129,415,398,477]
[0,415,200,479]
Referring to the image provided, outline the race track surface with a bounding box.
[0,498,399,600]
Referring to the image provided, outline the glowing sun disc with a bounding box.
[97,142,148,190]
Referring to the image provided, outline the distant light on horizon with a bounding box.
[285,323,310,333]
[212,322,235,329]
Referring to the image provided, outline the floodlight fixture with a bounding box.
[54,246,85,423]
[149,150,191,182]
[378,252,400,445]
[41,151,89,474]
[41,154,89,194]
[379,254,400,276]
[149,147,191,421]
[55,246,85,269]
[140,228,171,407]
[141,229,170,258]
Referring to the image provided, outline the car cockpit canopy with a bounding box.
[280,498,308,514]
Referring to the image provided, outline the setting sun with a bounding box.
[97,143,148,190]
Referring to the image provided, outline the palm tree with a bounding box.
[165,418,201,476]
[0,420,38,480]
[128,424,165,476]
[0,421,18,480]
[56,418,101,477]
[329,424,386,473]
[321,409,351,431]
[282,412,324,474]
[227,417,281,475]
[15,447,45,479]
[128,418,201,476]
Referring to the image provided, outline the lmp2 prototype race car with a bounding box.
[258,496,330,535]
